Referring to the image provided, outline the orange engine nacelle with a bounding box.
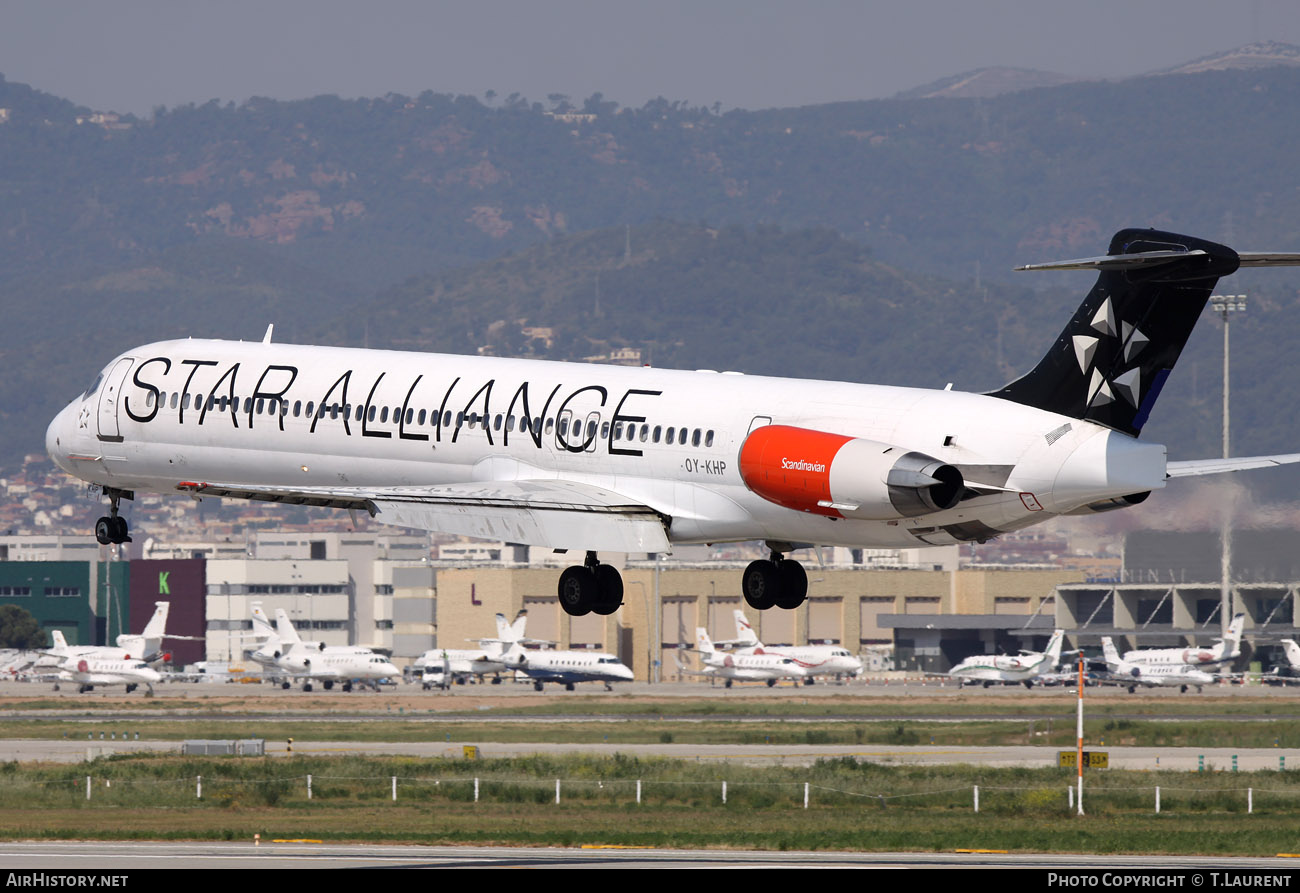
[738,425,964,519]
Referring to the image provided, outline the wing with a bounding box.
[1167,454,1300,478]
[177,478,671,552]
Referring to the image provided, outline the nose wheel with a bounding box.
[94,488,132,545]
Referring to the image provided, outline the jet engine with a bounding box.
[738,425,964,519]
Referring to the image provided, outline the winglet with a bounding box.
[262,324,274,344]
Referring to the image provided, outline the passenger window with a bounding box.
[601,421,610,439]
[679,428,688,445]
[640,425,648,442]
[418,409,427,426]
[692,428,701,447]
[170,393,178,410]
[665,426,675,444]
[705,430,714,447]
[380,407,389,423]
[653,425,662,443]
[494,414,502,431]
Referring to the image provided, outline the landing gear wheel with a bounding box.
[558,566,596,616]
[774,560,807,610]
[533,681,544,691]
[766,678,777,687]
[565,682,575,691]
[343,682,353,692]
[281,681,290,690]
[742,560,778,610]
[95,518,114,545]
[125,684,137,693]
[303,683,313,692]
[592,564,623,615]
[111,516,129,543]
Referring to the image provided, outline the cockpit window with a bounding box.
[82,370,105,400]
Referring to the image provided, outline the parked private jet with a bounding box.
[46,229,1300,617]
[723,609,863,682]
[692,628,808,688]
[500,640,633,691]
[946,629,1065,688]
[1099,636,1216,693]
[413,610,530,686]
[1121,614,1245,668]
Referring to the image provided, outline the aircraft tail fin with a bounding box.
[273,608,302,645]
[1282,639,1300,669]
[732,609,759,646]
[51,630,68,650]
[509,610,527,642]
[139,602,169,639]
[991,229,1241,436]
[1100,636,1122,667]
[696,628,716,655]
[1219,612,1246,659]
[1044,629,1065,666]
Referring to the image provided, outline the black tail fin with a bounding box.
[988,228,1240,436]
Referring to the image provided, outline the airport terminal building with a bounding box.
[0,528,1296,680]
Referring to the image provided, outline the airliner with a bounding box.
[945,629,1065,688]
[44,229,1300,616]
[725,609,863,681]
[1121,613,1245,668]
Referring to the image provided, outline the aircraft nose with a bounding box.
[46,404,74,474]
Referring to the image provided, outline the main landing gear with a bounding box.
[94,488,132,546]
[558,551,623,617]
[741,545,807,611]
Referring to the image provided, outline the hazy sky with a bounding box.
[5,1,1300,115]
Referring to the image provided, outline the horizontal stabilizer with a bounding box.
[1167,454,1300,478]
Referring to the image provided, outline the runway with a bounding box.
[3,736,1295,770]
[1,841,1297,869]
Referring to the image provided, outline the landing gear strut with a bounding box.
[94,488,132,546]
[558,552,623,616]
[741,545,807,611]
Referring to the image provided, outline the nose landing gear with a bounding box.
[94,488,133,546]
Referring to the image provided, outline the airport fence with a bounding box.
[10,769,1300,815]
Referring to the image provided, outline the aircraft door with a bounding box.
[96,358,134,443]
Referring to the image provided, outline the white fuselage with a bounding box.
[506,648,634,685]
[45,338,1171,551]
[700,650,808,683]
[414,647,508,679]
[949,651,1055,684]
[733,645,862,678]
[276,647,399,683]
[61,657,162,689]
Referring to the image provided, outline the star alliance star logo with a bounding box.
[1070,295,1148,409]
